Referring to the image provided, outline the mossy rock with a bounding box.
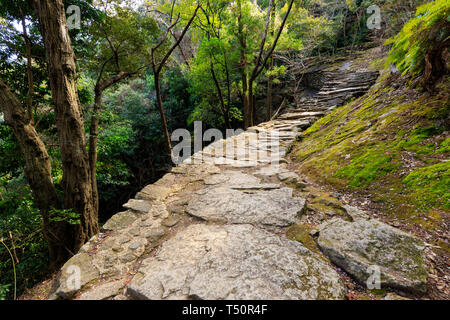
[317,218,429,294]
[49,253,100,299]
[308,192,351,221]
[286,224,320,254]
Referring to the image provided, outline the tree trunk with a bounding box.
[210,59,230,129]
[150,5,199,154]
[89,71,134,216]
[0,79,71,269]
[242,71,250,129]
[248,78,254,128]
[423,41,449,91]
[267,1,276,121]
[224,52,232,126]
[267,56,273,121]
[88,88,102,215]
[238,0,250,130]
[154,72,172,152]
[20,11,34,122]
[33,0,98,254]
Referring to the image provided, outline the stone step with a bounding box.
[315,86,371,96]
[279,111,325,120]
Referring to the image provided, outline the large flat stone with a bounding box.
[123,199,151,214]
[102,211,138,231]
[317,218,428,293]
[136,185,172,201]
[278,171,300,183]
[49,253,100,299]
[127,224,345,300]
[254,165,289,176]
[203,171,260,186]
[186,187,305,227]
[77,280,124,300]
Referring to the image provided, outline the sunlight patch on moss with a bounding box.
[335,145,400,188]
[403,162,450,210]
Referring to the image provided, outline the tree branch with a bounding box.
[253,0,295,80]
[155,5,200,74]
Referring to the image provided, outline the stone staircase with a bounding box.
[46,68,428,300]
[275,70,379,128]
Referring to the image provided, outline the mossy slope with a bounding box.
[291,66,449,230]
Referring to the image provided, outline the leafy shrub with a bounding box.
[0,175,49,300]
[0,284,11,300]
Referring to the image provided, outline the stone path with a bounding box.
[48,69,429,300]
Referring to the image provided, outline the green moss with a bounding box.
[335,145,400,188]
[368,58,386,72]
[395,126,446,155]
[403,162,450,210]
[286,224,320,254]
[369,288,387,296]
[411,95,450,120]
[396,126,443,154]
[436,138,450,154]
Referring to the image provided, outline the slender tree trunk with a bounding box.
[237,0,250,129]
[242,71,249,129]
[223,52,232,125]
[267,55,273,121]
[20,11,34,122]
[0,79,70,269]
[154,72,172,152]
[248,78,254,127]
[248,0,294,127]
[88,88,102,215]
[88,71,134,215]
[267,1,276,121]
[150,5,199,154]
[209,59,230,129]
[33,0,98,254]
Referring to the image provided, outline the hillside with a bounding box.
[288,48,449,299]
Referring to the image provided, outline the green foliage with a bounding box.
[288,6,337,55]
[189,35,241,127]
[386,0,450,76]
[0,175,48,300]
[97,73,196,218]
[0,284,10,300]
[87,4,157,71]
[0,124,23,175]
[77,75,95,105]
[161,68,197,131]
[49,208,80,225]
